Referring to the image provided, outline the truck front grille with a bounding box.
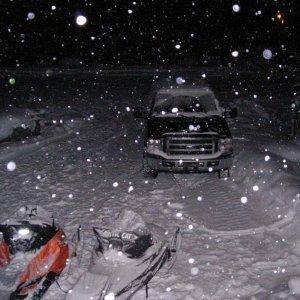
[163,133,217,155]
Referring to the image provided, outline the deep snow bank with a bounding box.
[230,98,300,228]
[232,148,299,225]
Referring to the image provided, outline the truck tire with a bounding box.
[33,120,41,136]
[142,158,158,179]
[218,169,230,179]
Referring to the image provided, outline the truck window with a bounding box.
[153,93,217,114]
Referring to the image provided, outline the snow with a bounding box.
[76,15,87,26]
[288,278,300,295]
[263,49,272,60]
[231,50,239,57]
[176,76,185,85]
[0,72,299,299]
[191,267,199,276]
[9,77,15,85]
[104,292,115,300]
[241,196,248,204]
[27,12,35,20]
[6,161,16,171]
[232,4,240,13]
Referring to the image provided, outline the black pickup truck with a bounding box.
[134,83,237,179]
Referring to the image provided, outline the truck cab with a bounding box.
[134,83,237,179]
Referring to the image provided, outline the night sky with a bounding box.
[0,0,298,67]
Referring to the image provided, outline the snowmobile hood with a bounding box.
[147,115,231,139]
[0,206,57,254]
[0,206,69,300]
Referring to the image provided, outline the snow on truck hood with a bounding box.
[148,115,231,138]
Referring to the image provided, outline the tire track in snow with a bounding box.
[171,174,268,231]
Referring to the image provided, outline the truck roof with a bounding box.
[157,85,212,96]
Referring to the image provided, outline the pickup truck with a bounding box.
[134,83,237,179]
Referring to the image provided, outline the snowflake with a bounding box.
[7,161,16,171]
[231,50,239,57]
[232,4,240,13]
[76,15,87,26]
[128,186,134,193]
[176,76,185,84]
[263,49,272,60]
[241,196,248,204]
[104,293,115,300]
[27,12,35,20]
[191,267,199,276]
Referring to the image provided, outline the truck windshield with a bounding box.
[153,93,217,114]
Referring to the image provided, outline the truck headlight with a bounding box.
[219,138,233,153]
[147,139,162,149]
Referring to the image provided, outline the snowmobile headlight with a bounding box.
[219,138,233,153]
[18,228,31,236]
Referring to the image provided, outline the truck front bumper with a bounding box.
[145,152,233,173]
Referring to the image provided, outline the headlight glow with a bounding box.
[147,139,162,150]
[148,139,161,145]
[219,138,233,153]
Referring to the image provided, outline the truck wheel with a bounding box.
[142,159,158,179]
[33,120,41,136]
[218,169,230,179]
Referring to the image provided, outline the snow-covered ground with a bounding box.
[0,72,299,299]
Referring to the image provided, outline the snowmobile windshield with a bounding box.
[93,228,153,258]
[0,223,57,254]
[153,93,217,115]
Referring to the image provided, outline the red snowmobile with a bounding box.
[0,206,69,300]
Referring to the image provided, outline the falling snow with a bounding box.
[6,161,16,171]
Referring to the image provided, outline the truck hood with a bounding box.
[147,115,231,138]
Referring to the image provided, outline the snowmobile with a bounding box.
[0,206,69,300]
[66,210,181,300]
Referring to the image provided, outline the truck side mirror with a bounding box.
[223,107,238,118]
[133,107,149,118]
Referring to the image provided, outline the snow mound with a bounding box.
[0,108,41,141]
[114,209,150,235]
[232,148,300,224]
[288,277,300,296]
